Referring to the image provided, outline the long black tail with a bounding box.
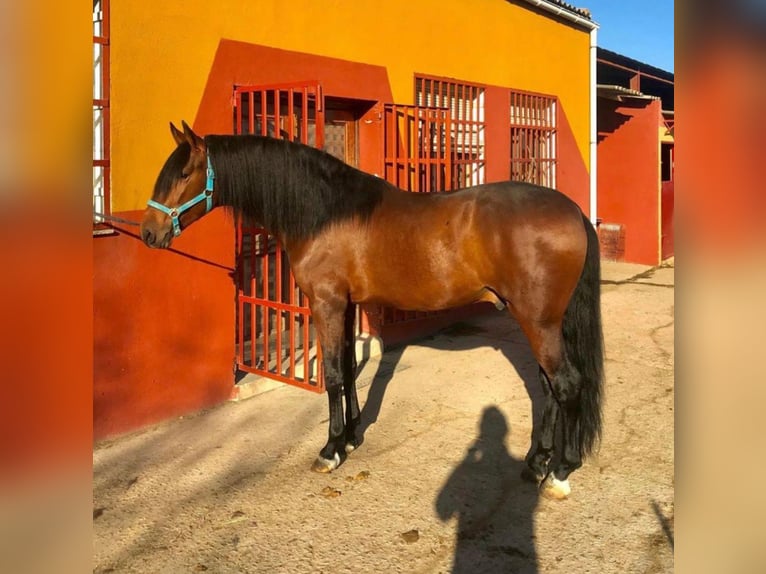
[562,213,604,457]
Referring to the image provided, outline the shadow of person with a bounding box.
[436,406,540,574]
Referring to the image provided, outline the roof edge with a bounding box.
[516,0,598,29]
[597,84,661,101]
[597,47,674,79]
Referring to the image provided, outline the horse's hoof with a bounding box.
[521,466,545,485]
[311,452,341,473]
[540,474,571,500]
[345,436,362,454]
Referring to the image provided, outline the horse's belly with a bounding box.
[349,225,488,310]
[351,279,485,311]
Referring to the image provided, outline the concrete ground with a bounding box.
[94,260,674,574]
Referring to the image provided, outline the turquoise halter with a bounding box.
[147,155,215,237]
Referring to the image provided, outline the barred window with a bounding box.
[93,0,110,223]
[510,91,557,188]
[416,76,486,188]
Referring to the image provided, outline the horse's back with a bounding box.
[293,180,589,313]
[443,181,588,267]
[468,181,584,225]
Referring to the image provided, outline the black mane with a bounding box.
[205,135,387,241]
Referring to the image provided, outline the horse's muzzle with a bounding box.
[140,222,173,249]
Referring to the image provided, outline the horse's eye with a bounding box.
[181,172,190,180]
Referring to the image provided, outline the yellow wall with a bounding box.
[111,0,591,210]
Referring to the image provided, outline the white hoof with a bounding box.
[345,443,356,454]
[541,474,571,500]
[311,452,341,473]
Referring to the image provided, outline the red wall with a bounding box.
[93,210,235,439]
[484,87,511,184]
[195,40,394,144]
[597,98,662,265]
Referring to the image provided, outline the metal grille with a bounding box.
[415,76,485,189]
[510,90,557,188]
[234,83,325,392]
[381,103,452,324]
[93,0,110,221]
[383,104,452,192]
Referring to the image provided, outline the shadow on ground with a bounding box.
[358,309,542,441]
[357,310,543,573]
[436,406,540,573]
[94,267,675,573]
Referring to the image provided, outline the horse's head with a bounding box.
[141,121,215,248]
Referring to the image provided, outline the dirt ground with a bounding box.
[93,260,674,574]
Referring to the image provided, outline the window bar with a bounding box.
[302,292,310,383]
[261,234,269,372]
[289,269,296,379]
[250,232,257,369]
[247,91,254,134]
[260,91,267,136]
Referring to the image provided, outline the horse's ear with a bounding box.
[169,122,185,146]
[181,120,205,152]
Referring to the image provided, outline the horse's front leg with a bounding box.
[310,295,349,473]
[342,300,362,454]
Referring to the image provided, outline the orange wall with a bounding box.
[597,98,662,265]
[196,41,589,207]
[96,1,593,439]
[110,0,592,211]
[93,211,235,438]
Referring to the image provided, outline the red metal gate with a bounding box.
[380,103,452,324]
[233,82,325,392]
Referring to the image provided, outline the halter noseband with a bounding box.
[146,154,215,237]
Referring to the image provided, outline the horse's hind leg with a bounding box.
[342,300,362,454]
[516,319,581,498]
[309,294,349,473]
[542,358,585,499]
[523,366,559,483]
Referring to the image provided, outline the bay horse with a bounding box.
[141,121,603,499]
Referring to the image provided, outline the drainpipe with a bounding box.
[589,26,598,224]
[520,0,599,224]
